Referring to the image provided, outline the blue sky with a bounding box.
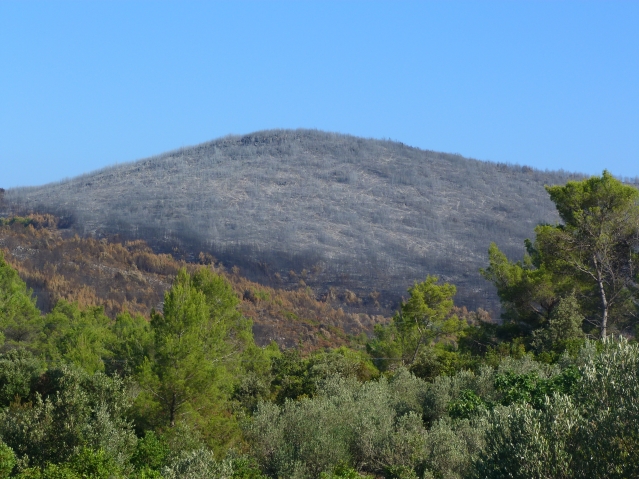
[1,1,638,188]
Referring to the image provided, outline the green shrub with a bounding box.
[447,389,488,420]
[131,431,169,472]
[570,338,639,478]
[0,365,136,469]
[320,463,369,478]
[68,448,122,479]
[162,449,265,479]
[0,440,15,479]
[469,338,639,479]
[422,368,494,425]
[247,372,480,478]
[0,349,43,407]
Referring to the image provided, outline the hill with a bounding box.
[3,129,589,313]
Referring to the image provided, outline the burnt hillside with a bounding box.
[0,215,383,349]
[4,129,591,313]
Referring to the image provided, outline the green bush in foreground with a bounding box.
[0,440,15,479]
[472,338,639,479]
[246,371,484,479]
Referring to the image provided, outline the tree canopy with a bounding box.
[367,276,464,375]
[539,170,639,337]
[136,267,256,453]
[0,253,42,353]
[483,171,639,340]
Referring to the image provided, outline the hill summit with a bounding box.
[4,129,584,312]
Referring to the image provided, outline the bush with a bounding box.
[570,338,639,477]
[246,371,484,478]
[131,431,169,472]
[0,349,43,407]
[0,440,15,479]
[0,365,136,469]
[162,449,266,479]
[469,338,639,479]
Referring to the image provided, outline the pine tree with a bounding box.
[0,252,42,352]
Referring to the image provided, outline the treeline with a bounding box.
[0,171,638,478]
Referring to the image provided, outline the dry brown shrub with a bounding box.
[0,214,386,349]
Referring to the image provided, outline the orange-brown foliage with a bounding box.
[0,215,387,350]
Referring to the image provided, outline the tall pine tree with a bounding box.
[0,252,42,352]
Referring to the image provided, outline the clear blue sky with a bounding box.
[1,1,638,188]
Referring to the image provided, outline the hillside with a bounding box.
[0,215,386,349]
[3,129,589,313]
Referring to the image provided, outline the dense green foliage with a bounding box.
[1,171,639,478]
[541,171,639,337]
[368,276,464,375]
[0,265,268,477]
[482,171,639,348]
[0,253,42,352]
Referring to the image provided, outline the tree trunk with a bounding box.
[594,255,609,339]
[409,331,425,365]
[170,393,176,427]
